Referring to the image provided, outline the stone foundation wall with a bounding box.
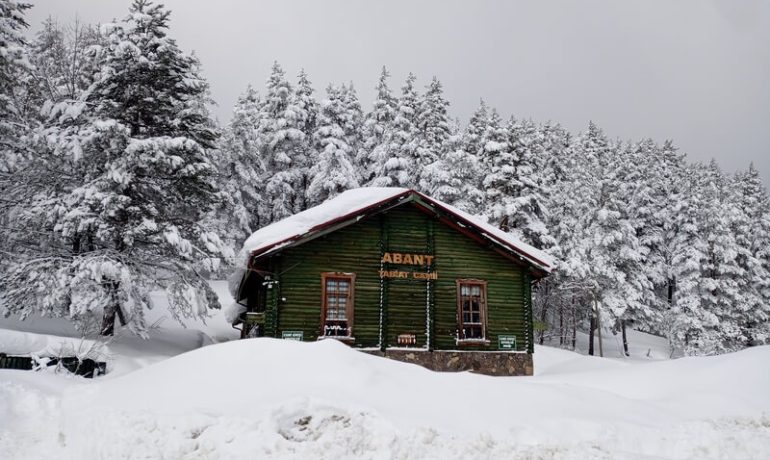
[362,349,533,376]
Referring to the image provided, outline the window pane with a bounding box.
[324,276,353,337]
[458,282,486,340]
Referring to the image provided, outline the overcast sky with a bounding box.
[25,0,770,185]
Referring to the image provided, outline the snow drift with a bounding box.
[1,338,769,459]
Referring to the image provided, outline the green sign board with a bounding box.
[282,330,304,341]
[498,335,517,350]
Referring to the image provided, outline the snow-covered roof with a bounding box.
[237,187,555,275]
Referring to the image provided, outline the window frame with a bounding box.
[456,279,489,343]
[320,272,356,340]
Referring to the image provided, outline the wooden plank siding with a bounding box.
[270,202,530,352]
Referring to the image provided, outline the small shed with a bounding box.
[230,188,554,375]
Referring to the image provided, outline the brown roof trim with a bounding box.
[411,190,554,271]
[249,190,413,261]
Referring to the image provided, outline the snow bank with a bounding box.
[1,339,769,459]
[0,329,108,360]
[0,281,239,376]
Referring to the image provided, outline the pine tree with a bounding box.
[480,108,511,215]
[306,84,360,205]
[0,0,32,180]
[1,0,231,336]
[371,72,419,188]
[259,61,305,222]
[217,85,264,241]
[503,118,556,250]
[726,164,770,346]
[359,66,396,184]
[420,118,483,212]
[340,82,364,163]
[294,69,318,211]
[464,99,490,160]
[414,76,450,190]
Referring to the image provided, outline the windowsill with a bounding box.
[317,336,355,344]
[456,339,491,346]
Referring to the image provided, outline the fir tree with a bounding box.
[414,76,450,190]
[371,72,419,188]
[360,66,397,184]
[294,69,318,211]
[306,84,360,205]
[420,118,483,212]
[217,85,264,241]
[259,61,305,222]
[1,0,231,336]
[0,0,32,179]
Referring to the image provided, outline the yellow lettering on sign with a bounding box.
[413,271,438,280]
[381,252,434,266]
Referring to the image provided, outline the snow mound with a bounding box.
[2,339,769,459]
[0,329,108,360]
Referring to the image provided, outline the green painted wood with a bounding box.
[269,202,532,352]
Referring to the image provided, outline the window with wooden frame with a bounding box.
[321,273,355,338]
[456,279,488,341]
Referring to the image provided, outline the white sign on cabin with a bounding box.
[282,331,304,341]
[498,335,517,350]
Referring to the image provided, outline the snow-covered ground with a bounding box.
[1,282,769,459]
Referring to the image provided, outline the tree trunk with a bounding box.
[621,319,629,356]
[588,311,595,356]
[667,277,676,307]
[594,297,604,358]
[571,297,577,350]
[559,305,564,346]
[100,305,117,336]
[538,301,549,345]
[100,282,120,336]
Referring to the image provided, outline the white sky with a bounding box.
[24,0,770,185]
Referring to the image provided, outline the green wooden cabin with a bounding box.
[231,188,554,376]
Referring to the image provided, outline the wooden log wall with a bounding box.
[269,202,531,352]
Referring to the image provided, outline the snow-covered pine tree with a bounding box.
[564,123,650,355]
[727,164,770,346]
[258,61,306,222]
[464,99,490,161]
[306,84,360,205]
[480,109,512,220]
[294,69,319,211]
[31,17,103,104]
[420,117,483,213]
[359,66,397,185]
[665,161,710,356]
[414,76,451,191]
[691,160,745,353]
[502,118,556,250]
[0,0,32,188]
[217,85,264,243]
[371,72,419,188]
[1,0,231,336]
[340,82,364,166]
